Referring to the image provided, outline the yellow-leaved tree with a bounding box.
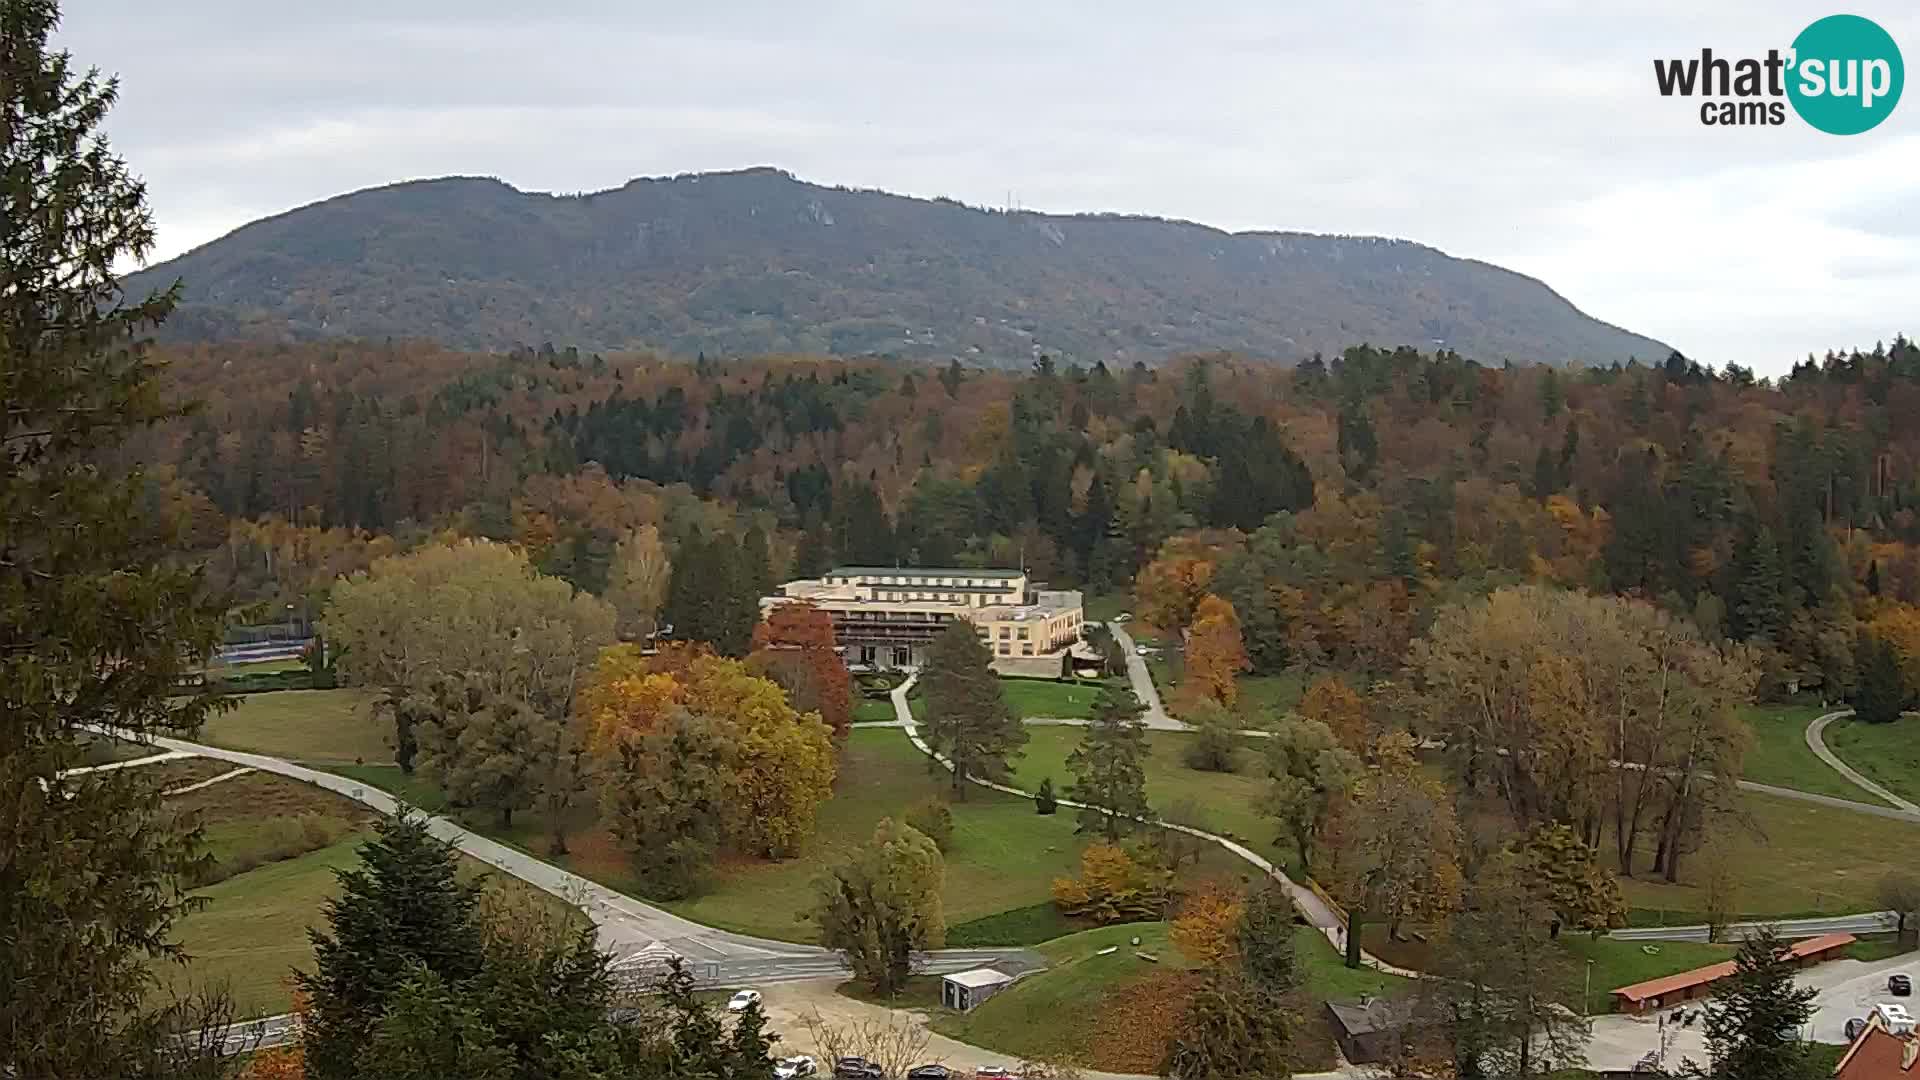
[582,644,836,888]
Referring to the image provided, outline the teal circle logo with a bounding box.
[1787,14,1903,134]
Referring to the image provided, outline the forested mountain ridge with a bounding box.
[129,167,1669,367]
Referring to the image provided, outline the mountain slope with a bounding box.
[131,167,1669,366]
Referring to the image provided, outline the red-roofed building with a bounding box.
[1608,934,1856,1015]
[1835,1009,1920,1080]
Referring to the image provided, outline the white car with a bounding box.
[1135,645,1151,655]
[1114,613,1132,622]
[776,1056,818,1079]
[726,989,763,1013]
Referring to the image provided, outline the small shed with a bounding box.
[1325,997,1420,1065]
[942,968,1014,1012]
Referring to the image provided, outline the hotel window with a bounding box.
[1021,644,1034,656]
[997,644,1010,655]
[1017,628,1029,640]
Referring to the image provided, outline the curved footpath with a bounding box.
[1806,709,1920,814]
[98,728,1037,987]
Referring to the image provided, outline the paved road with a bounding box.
[1107,623,1184,730]
[1807,709,1919,813]
[1610,911,1899,943]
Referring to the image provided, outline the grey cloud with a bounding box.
[58,0,1920,372]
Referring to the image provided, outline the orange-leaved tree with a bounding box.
[1298,674,1369,754]
[1170,879,1244,967]
[750,600,853,736]
[1182,594,1249,707]
[1134,552,1216,631]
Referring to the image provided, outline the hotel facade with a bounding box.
[761,566,1086,676]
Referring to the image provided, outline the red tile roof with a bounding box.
[1835,1021,1920,1078]
[1609,934,1855,1004]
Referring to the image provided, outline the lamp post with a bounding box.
[1585,959,1594,1019]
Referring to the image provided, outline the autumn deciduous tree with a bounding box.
[325,542,614,837]
[1051,843,1175,924]
[582,646,837,869]
[1263,718,1359,873]
[605,524,670,640]
[1183,594,1250,708]
[1431,853,1589,1079]
[1135,551,1217,631]
[813,819,946,995]
[240,1045,307,1079]
[750,600,853,736]
[1298,675,1369,755]
[1170,881,1244,968]
[1322,734,1464,961]
[1412,585,1754,883]
[1514,823,1627,937]
[920,621,1027,799]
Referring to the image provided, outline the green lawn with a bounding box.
[1294,923,1411,999]
[1142,649,1316,725]
[931,922,1191,1064]
[1082,593,1129,624]
[931,920,1403,1068]
[665,731,1095,940]
[1738,705,1866,801]
[1555,935,1736,1009]
[197,688,390,764]
[1000,677,1123,720]
[1611,788,1920,917]
[160,835,368,1016]
[1007,725,1295,874]
[333,728,1102,945]
[325,763,449,812]
[1825,714,1920,807]
[206,657,309,677]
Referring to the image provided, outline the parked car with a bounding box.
[974,1069,1018,1080]
[726,990,762,1013]
[1847,1017,1868,1041]
[1114,613,1132,622]
[1134,645,1150,655]
[834,1057,885,1080]
[775,1056,818,1079]
[906,1067,952,1080]
[1892,973,1913,997]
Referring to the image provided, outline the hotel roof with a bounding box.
[827,566,1024,579]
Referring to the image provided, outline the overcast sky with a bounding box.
[61,1,1920,374]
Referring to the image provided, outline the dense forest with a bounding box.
[137,336,1920,701]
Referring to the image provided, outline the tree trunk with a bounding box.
[952,762,967,800]
[1344,915,1363,969]
[550,823,569,856]
[499,805,513,829]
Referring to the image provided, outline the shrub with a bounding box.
[904,797,954,852]
[1182,721,1240,773]
[1035,776,1059,815]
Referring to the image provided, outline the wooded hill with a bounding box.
[140,337,1920,706]
[127,167,1668,367]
